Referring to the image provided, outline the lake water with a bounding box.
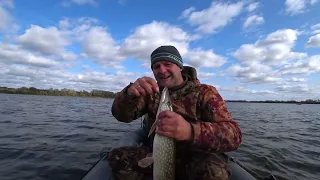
[0,93,319,180]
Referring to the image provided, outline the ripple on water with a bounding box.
[0,95,319,180]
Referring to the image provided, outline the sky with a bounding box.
[0,0,320,101]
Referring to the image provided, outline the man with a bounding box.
[108,45,242,180]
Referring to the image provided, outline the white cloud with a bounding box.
[246,2,259,12]
[311,23,320,30]
[58,17,100,43]
[243,15,264,29]
[119,21,226,69]
[258,29,299,46]
[121,21,226,68]
[278,55,320,75]
[227,29,318,85]
[0,0,19,36]
[143,71,154,78]
[0,7,10,31]
[0,0,14,8]
[232,29,306,66]
[285,0,307,15]
[0,63,139,92]
[180,1,244,34]
[303,23,320,35]
[232,44,263,62]
[198,72,215,80]
[62,0,98,7]
[80,26,125,69]
[16,25,76,60]
[59,19,72,29]
[219,86,277,95]
[226,62,283,84]
[6,66,46,79]
[0,3,319,101]
[267,84,320,101]
[275,84,310,93]
[0,62,9,75]
[140,62,151,70]
[72,71,133,85]
[286,77,307,82]
[179,7,196,19]
[0,43,60,68]
[311,30,320,35]
[59,17,99,30]
[120,21,192,62]
[63,70,139,92]
[219,84,320,101]
[185,48,227,68]
[305,34,320,48]
[16,25,69,54]
[42,17,125,69]
[284,0,319,15]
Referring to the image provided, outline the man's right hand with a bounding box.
[127,77,159,97]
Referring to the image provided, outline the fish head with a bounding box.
[148,86,172,138]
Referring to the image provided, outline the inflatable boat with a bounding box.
[80,127,277,180]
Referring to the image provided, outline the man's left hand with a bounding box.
[155,110,192,141]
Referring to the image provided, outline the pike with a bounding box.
[138,87,176,180]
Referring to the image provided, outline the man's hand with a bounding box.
[155,110,193,141]
[127,77,159,97]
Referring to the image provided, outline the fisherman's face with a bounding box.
[152,60,184,89]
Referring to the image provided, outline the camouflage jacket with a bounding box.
[111,69,242,154]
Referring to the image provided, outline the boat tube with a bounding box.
[81,127,277,180]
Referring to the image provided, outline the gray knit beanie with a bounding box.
[150,45,183,69]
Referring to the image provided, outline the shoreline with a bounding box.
[1,92,319,104]
[1,86,319,104]
[0,92,115,99]
[225,100,320,104]
[0,87,117,99]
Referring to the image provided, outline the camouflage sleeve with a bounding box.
[190,85,242,152]
[111,83,148,123]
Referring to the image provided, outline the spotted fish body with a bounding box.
[152,133,175,180]
[152,87,175,180]
[138,87,176,180]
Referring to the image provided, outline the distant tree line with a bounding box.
[1,86,319,104]
[226,99,320,104]
[0,86,117,98]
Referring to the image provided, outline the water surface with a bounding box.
[0,94,319,180]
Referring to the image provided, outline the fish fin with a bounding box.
[146,153,153,157]
[138,157,154,168]
[148,119,158,137]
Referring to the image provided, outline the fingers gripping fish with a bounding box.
[138,87,176,180]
